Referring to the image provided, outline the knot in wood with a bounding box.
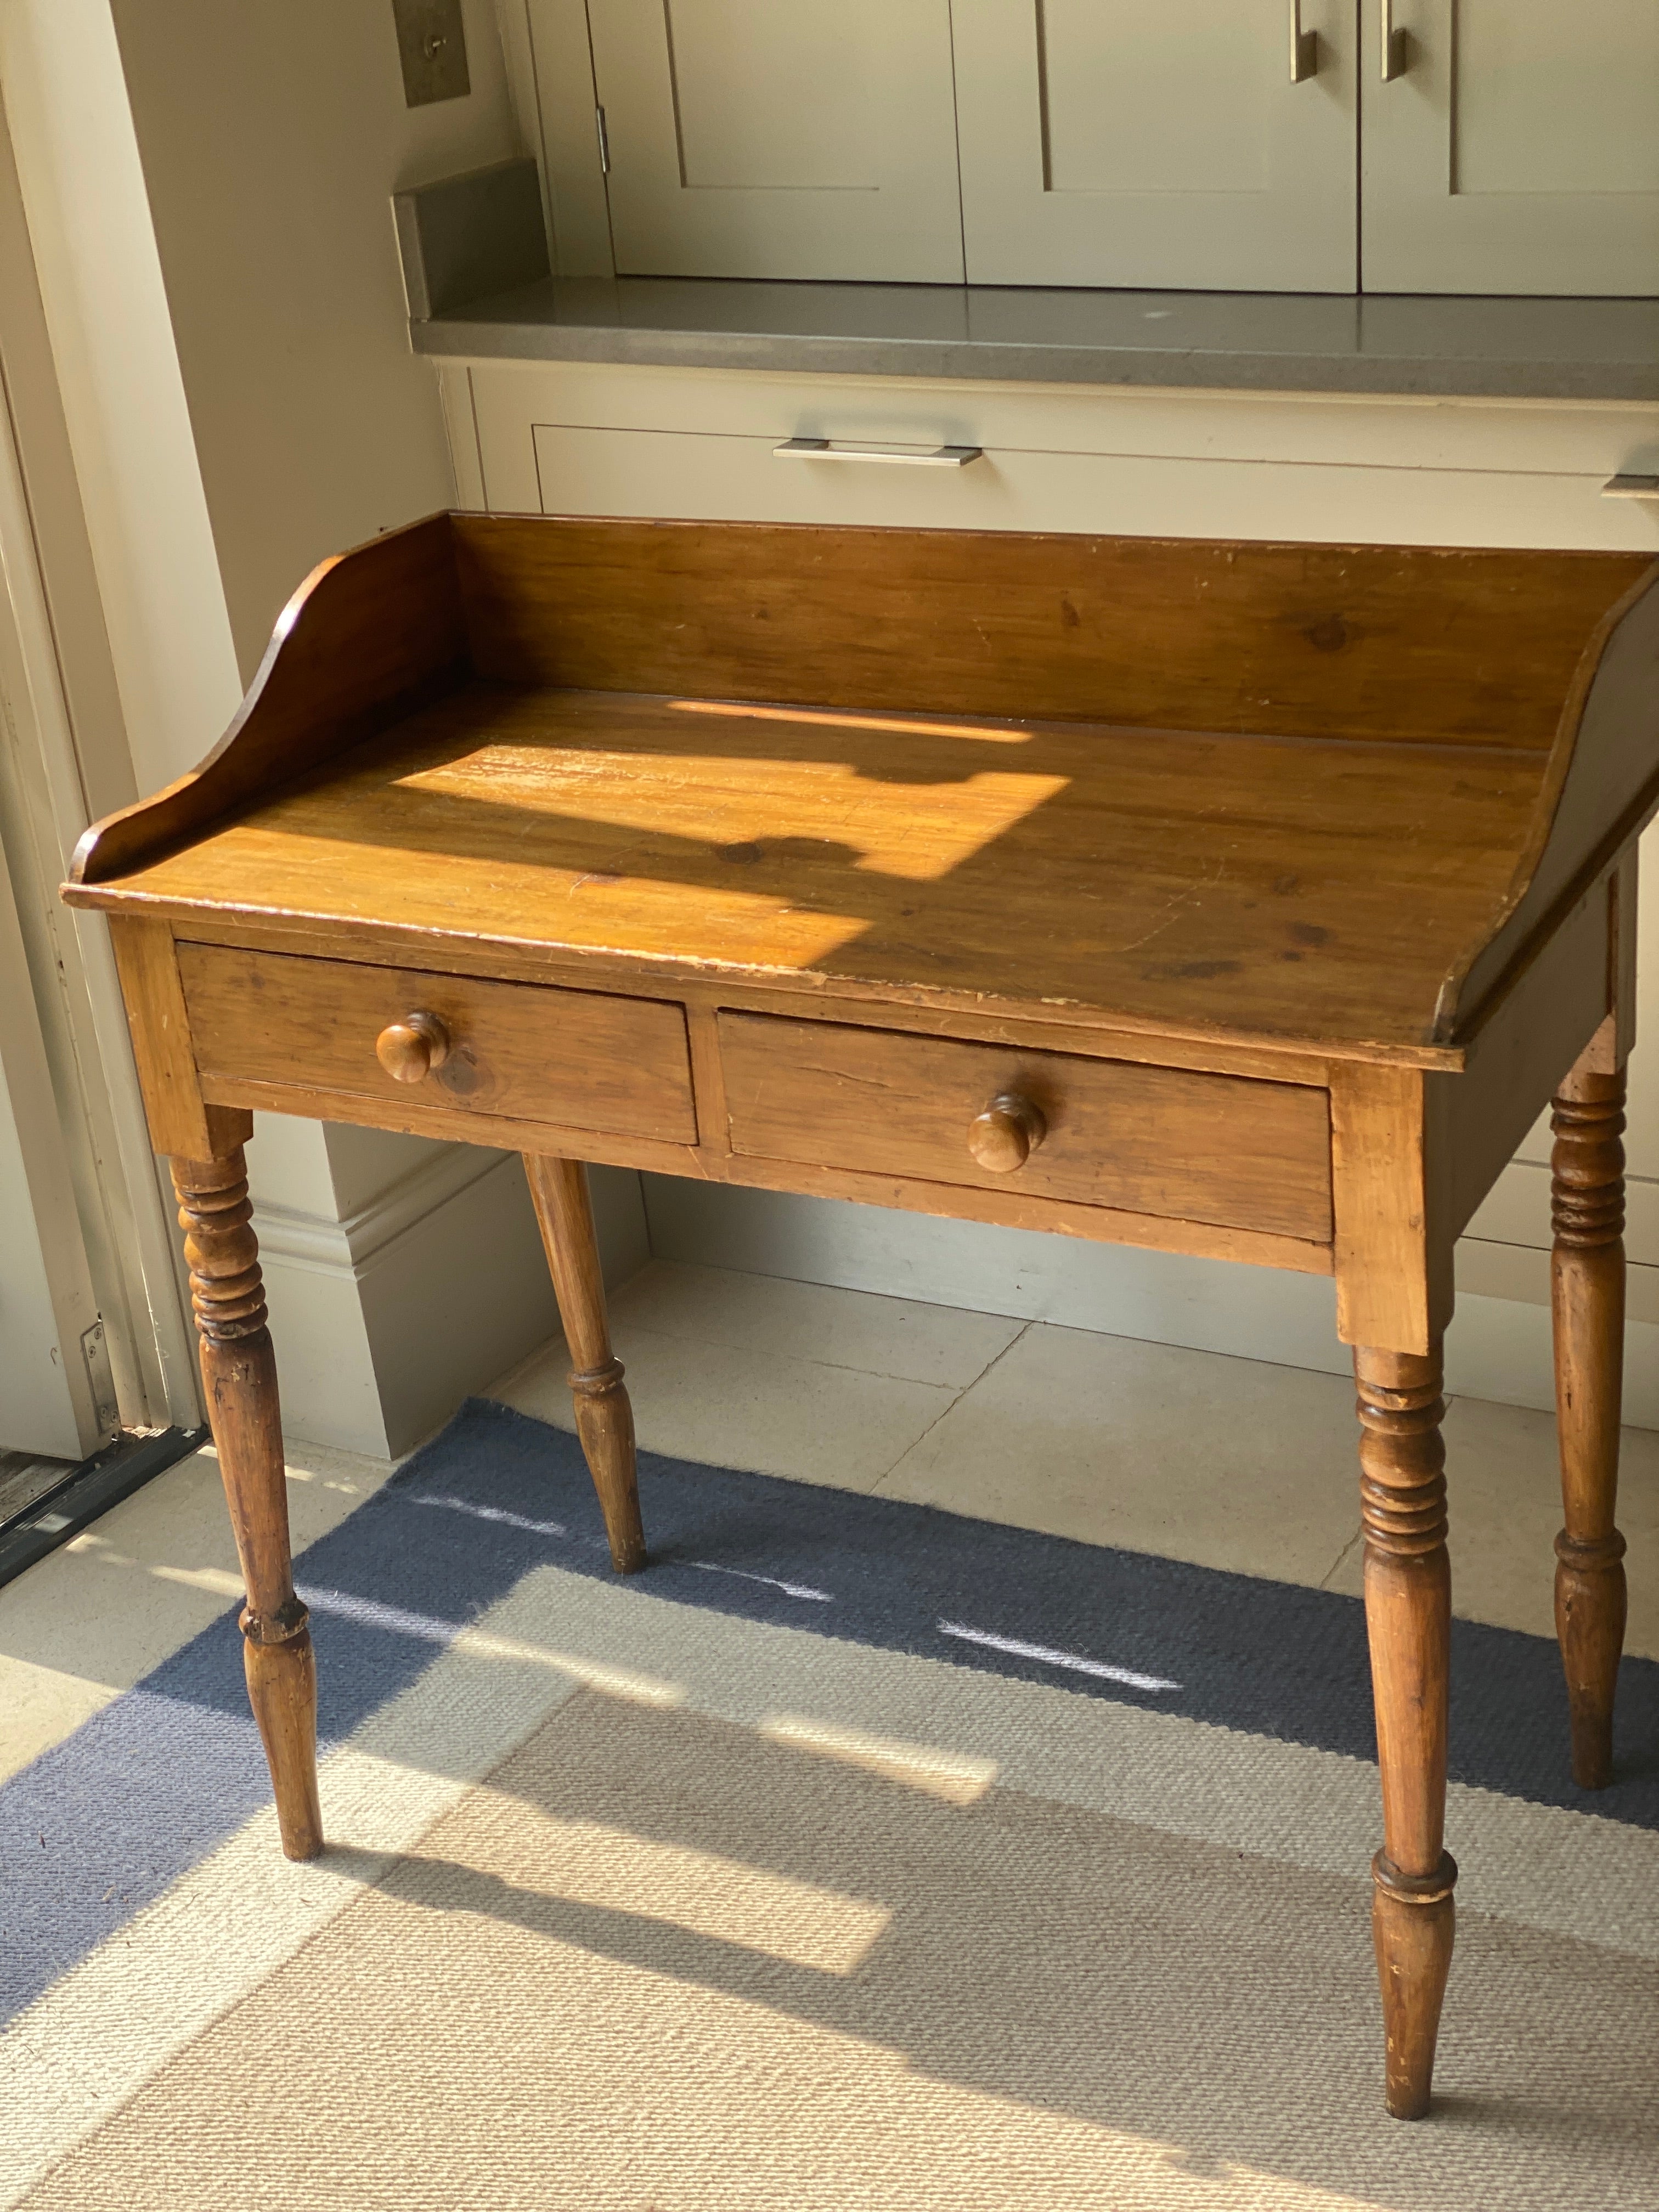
[1372,1849,1457,1907]
[568,1356,626,1400]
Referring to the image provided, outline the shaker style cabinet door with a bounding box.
[950,0,1358,291]
[586,0,966,281]
[1362,0,1659,294]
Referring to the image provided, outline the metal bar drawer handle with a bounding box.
[775,438,983,469]
[1381,0,1408,78]
[1290,0,1317,81]
[1604,473,1659,498]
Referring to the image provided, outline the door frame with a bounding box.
[0,88,199,1438]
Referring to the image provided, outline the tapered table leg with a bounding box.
[524,1154,646,1572]
[172,1141,323,1860]
[1551,1058,1628,1790]
[1356,1346,1456,2120]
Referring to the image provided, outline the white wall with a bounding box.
[0,0,642,1456]
[107,0,520,681]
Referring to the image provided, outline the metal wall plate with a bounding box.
[392,0,470,108]
[81,1318,120,1442]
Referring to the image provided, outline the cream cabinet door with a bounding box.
[951,0,1358,290]
[1363,0,1659,294]
[586,0,966,281]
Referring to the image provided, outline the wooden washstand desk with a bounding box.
[66,515,1659,2120]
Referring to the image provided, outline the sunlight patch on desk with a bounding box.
[399,746,1070,884]
[666,697,1040,745]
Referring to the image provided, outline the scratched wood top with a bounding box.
[92,680,1549,1057]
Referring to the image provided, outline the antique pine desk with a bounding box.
[65,515,1658,2120]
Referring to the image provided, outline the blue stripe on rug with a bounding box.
[4,1395,1656,2027]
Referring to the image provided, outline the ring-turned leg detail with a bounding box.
[1551,1062,1628,1790]
[1356,1346,1456,2120]
[172,1146,323,1861]
[524,1154,646,1572]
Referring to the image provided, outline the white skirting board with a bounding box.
[641,1177,1659,1433]
[253,1151,649,1459]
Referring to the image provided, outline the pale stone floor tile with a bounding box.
[0,1435,397,1784]
[603,1259,1024,1390]
[873,1321,1364,1589]
[1322,1393,1659,1658]
[490,1318,962,1494]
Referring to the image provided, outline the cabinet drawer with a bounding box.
[178,943,697,1143]
[719,1014,1332,1243]
[528,421,1653,557]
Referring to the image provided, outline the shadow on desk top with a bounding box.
[63,511,1659,1063]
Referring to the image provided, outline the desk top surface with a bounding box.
[108,681,1548,1059]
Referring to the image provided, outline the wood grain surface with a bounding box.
[524,1154,645,1575]
[91,685,1549,1056]
[454,515,1646,751]
[719,1012,1333,1242]
[1550,1046,1629,1792]
[177,940,698,1143]
[1356,1345,1455,2119]
[74,514,465,887]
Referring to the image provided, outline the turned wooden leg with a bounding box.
[1551,1058,1628,1790]
[172,1142,323,1860]
[1356,1346,1456,2121]
[524,1154,645,1572]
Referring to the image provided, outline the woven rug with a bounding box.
[4,1399,1658,2210]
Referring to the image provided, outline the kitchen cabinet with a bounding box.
[1362,0,1659,295]
[951,0,1357,291]
[554,0,1658,296]
[586,0,965,281]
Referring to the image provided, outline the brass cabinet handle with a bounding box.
[376,1011,451,1084]
[967,1092,1047,1175]
[1290,0,1318,81]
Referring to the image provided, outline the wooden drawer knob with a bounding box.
[375,1011,450,1084]
[967,1092,1046,1173]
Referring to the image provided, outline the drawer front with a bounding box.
[719,1014,1332,1243]
[179,943,697,1143]
[524,420,1659,558]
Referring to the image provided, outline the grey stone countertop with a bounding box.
[396,159,1658,402]
[413,275,1659,403]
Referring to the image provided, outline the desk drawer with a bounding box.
[719,1014,1331,1243]
[178,943,697,1143]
